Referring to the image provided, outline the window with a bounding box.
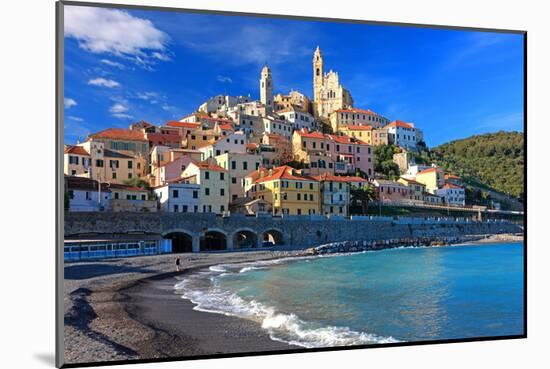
[173,190,179,198]
[205,171,210,180]
[114,192,119,199]
[243,161,248,170]
[205,188,210,196]
[174,204,179,212]
[231,161,236,170]
[128,161,132,169]
[310,194,314,201]
[183,205,188,213]
[85,192,91,200]
[69,156,79,165]
[141,194,146,200]
[192,190,198,199]
[297,193,301,201]
[112,172,117,179]
[128,173,132,179]
[232,177,237,184]
[96,159,104,167]
[194,205,198,212]
[297,209,302,215]
[220,205,225,212]
[71,170,76,175]
[220,188,225,196]
[220,172,225,180]
[309,183,314,190]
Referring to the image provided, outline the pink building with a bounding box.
[153,155,197,187]
[326,134,373,177]
[373,179,411,203]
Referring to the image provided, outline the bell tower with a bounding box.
[260,64,274,112]
[313,46,324,103]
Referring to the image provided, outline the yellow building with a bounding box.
[182,162,229,214]
[250,166,320,215]
[398,177,426,202]
[338,125,389,146]
[87,128,148,163]
[213,152,262,201]
[414,167,445,194]
[64,143,146,185]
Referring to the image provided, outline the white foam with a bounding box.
[175,265,399,348]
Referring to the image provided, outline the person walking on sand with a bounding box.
[175,256,181,272]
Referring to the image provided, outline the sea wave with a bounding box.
[174,259,399,348]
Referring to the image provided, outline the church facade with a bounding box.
[312,46,353,119]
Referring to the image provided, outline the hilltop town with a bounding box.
[64,46,476,216]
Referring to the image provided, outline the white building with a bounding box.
[386,120,423,150]
[198,95,251,114]
[436,184,466,207]
[65,176,111,212]
[278,107,318,131]
[199,131,248,159]
[262,117,293,140]
[154,177,201,213]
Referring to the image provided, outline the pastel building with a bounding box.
[277,107,318,131]
[398,177,426,203]
[436,184,466,207]
[199,131,248,159]
[414,166,445,194]
[65,176,111,212]
[87,128,149,164]
[313,173,351,216]
[274,90,311,113]
[64,142,146,185]
[181,162,229,214]
[250,166,320,216]
[338,125,389,146]
[373,179,411,204]
[386,120,423,150]
[154,176,201,213]
[213,152,262,201]
[152,155,197,187]
[263,117,294,140]
[329,108,390,131]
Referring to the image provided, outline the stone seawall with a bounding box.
[311,234,509,255]
[65,212,523,251]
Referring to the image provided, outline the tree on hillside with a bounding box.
[351,184,378,214]
[123,177,155,200]
[373,144,401,180]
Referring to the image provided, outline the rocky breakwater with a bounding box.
[309,234,492,255]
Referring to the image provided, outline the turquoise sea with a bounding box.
[175,242,524,347]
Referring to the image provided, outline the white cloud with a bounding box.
[100,59,125,69]
[64,6,170,65]
[88,77,120,88]
[67,115,83,122]
[109,103,129,114]
[64,97,77,109]
[216,75,233,83]
[112,113,134,119]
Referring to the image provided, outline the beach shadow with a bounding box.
[34,353,55,366]
[64,264,156,280]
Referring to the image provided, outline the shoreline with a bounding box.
[63,232,523,365]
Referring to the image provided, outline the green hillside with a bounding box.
[427,131,524,199]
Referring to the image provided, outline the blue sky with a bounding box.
[63,5,524,146]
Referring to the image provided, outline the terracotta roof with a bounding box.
[445,174,461,179]
[387,120,413,129]
[166,121,201,128]
[313,173,362,182]
[218,123,235,131]
[245,167,269,182]
[295,128,325,139]
[399,177,425,186]
[246,143,259,150]
[89,128,147,141]
[202,117,234,125]
[442,183,463,190]
[255,165,316,184]
[194,162,227,172]
[345,125,373,131]
[334,108,379,116]
[416,167,439,175]
[327,134,367,145]
[64,145,90,156]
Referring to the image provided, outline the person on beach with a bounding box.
[175,256,181,272]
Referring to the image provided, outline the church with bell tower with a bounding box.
[312,46,353,119]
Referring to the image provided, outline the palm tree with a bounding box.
[351,184,378,215]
